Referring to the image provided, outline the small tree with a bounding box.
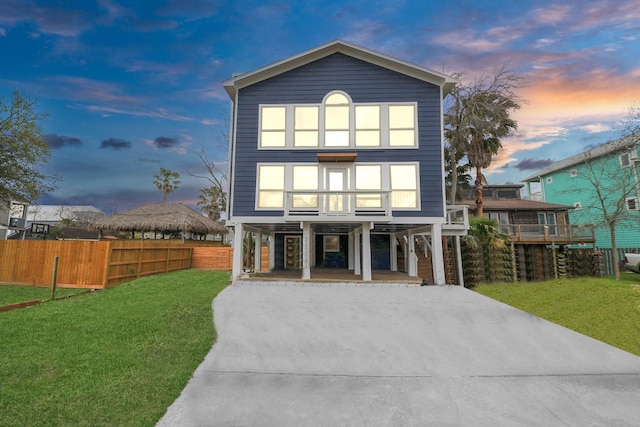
[188,141,228,220]
[153,167,181,202]
[571,148,640,279]
[0,90,57,204]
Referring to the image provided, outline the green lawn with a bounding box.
[0,269,230,427]
[475,274,640,356]
[0,285,80,306]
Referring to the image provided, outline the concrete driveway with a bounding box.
[157,281,640,426]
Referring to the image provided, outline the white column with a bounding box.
[232,223,244,280]
[407,232,417,277]
[390,234,398,271]
[354,228,361,276]
[431,223,445,285]
[269,234,275,271]
[348,232,354,270]
[254,230,262,272]
[362,222,372,281]
[455,235,464,287]
[302,222,311,280]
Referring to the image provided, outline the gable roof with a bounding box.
[523,133,640,182]
[223,39,456,99]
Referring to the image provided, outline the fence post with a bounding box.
[50,256,59,300]
[137,246,143,278]
[551,243,558,280]
[510,241,517,282]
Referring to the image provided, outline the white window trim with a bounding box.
[258,96,419,150]
[626,197,638,211]
[545,177,553,184]
[255,163,286,210]
[570,169,578,177]
[254,161,421,211]
[573,202,582,209]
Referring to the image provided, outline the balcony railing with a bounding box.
[444,205,469,231]
[500,224,595,243]
[284,190,392,220]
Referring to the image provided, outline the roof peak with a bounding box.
[223,39,456,99]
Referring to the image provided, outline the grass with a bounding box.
[0,285,81,306]
[0,269,230,427]
[475,274,640,356]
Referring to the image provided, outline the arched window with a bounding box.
[324,92,350,147]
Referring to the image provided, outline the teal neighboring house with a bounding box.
[523,134,640,249]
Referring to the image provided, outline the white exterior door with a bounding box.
[326,168,349,214]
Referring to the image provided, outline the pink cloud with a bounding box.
[88,105,192,121]
[46,76,140,105]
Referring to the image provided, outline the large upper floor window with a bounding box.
[258,90,417,149]
[260,106,286,148]
[257,164,285,208]
[255,162,420,210]
[325,93,350,147]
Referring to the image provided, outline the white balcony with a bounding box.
[442,205,470,235]
[284,190,392,221]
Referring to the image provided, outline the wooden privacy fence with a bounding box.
[0,240,195,289]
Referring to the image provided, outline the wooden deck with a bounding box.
[246,268,422,284]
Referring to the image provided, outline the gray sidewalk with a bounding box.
[157,282,640,426]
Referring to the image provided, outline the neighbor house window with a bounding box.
[570,169,578,177]
[390,164,418,208]
[620,153,631,167]
[257,165,285,208]
[294,106,318,147]
[324,92,350,147]
[546,177,553,184]
[389,105,416,146]
[538,212,557,235]
[260,106,286,147]
[489,212,509,233]
[627,197,638,211]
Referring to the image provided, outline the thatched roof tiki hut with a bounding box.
[91,203,227,241]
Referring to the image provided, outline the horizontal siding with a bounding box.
[542,156,640,248]
[231,53,444,218]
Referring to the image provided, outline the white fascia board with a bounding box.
[228,215,446,224]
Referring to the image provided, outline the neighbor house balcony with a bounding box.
[501,224,595,245]
[284,190,392,221]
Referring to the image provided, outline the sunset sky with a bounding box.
[1,0,639,214]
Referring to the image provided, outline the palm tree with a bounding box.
[465,90,519,216]
[153,167,181,202]
[444,65,523,215]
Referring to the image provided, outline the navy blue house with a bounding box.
[223,40,468,283]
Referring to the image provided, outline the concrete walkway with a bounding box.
[157,281,640,426]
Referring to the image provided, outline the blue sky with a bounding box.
[1,0,639,214]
